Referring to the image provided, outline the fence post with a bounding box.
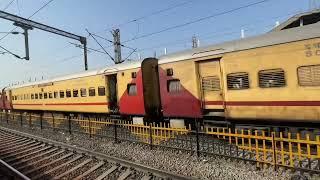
[52,114,55,131]
[6,111,8,124]
[40,113,43,130]
[149,123,153,149]
[272,132,277,171]
[20,112,23,126]
[89,118,92,138]
[195,119,200,157]
[29,113,31,127]
[114,119,118,143]
[68,116,72,134]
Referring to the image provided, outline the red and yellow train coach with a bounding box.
[5,61,145,118]
[154,13,320,127]
[0,88,12,111]
[2,10,320,129]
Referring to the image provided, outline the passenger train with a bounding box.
[1,10,320,131]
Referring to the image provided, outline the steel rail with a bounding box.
[0,126,195,180]
[0,158,30,180]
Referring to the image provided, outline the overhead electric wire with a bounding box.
[28,0,54,19]
[103,0,195,31]
[0,44,22,59]
[86,29,115,62]
[2,0,14,11]
[16,0,21,15]
[69,42,111,55]
[135,8,299,53]
[123,48,137,61]
[123,0,272,43]
[90,32,136,50]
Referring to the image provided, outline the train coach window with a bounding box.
[167,79,181,93]
[80,88,87,97]
[298,65,320,86]
[31,94,34,99]
[66,90,71,98]
[98,86,106,96]
[89,88,96,96]
[258,69,286,88]
[35,94,38,99]
[73,89,79,97]
[60,91,65,98]
[54,91,58,98]
[202,76,220,91]
[49,92,53,99]
[127,83,137,96]
[44,93,48,99]
[39,93,43,99]
[227,72,250,90]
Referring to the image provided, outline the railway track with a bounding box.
[0,127,192,180]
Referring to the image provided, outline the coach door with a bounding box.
[141,58,162,119]
[107,74,118,112]
[197,59,225,112]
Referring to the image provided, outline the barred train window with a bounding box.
[66,90,71,98]
[54,91,58,98]
[127,83,137,96]
[39,93,43,99]
[44,93,48,99]
[202,76,220,91]
[227,72,249,90]
[35,94,38,99]
[73,89,78,97]
[98,86,106,96]
[89,88,96,96]
[60,91,65,98]
[298,65,320,86]
[167,79,181,93]
[80,88,87,97]
[31,94,34,99]
[258,69,286,88]
[49,92,53,99]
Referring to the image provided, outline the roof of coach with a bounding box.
[8,60,142,90]
[271,9,320,32]
[158,21,320,64]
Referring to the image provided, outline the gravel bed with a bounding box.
[1,122,319,180]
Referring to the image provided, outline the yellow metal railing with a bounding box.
[205,127,320,169]
[117,120,190,144]
[0,111,319,171]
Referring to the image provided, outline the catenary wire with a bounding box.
[2,0,14,11]
[122,0,272,43]
[102,0,195,32]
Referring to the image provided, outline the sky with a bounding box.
[0,0,314,87]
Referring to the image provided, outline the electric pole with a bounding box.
[192,35,199,48]
[112,29,122,64]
